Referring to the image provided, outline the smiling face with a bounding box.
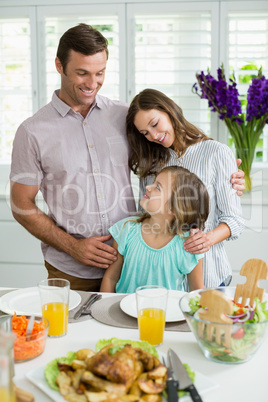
[140,169,174,216]
[55,49,107,116]
[134,109,175,148]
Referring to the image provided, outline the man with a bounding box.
[10,24,244,291]
[10,24,136,291]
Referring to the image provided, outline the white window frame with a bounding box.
[0,6,38,184]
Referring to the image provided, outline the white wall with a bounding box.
[0,192,46,287]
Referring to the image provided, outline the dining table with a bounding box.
[1,287,267,402]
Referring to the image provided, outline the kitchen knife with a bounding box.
[168,348,203,402]
[163,356,179,402]
[74,293,100,320]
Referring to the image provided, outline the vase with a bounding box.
[235,148,255,192]
[243,171,252,193]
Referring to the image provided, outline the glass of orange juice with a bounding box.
[0,317,16,402]
[136,285,168,346]
[38,279,70,337]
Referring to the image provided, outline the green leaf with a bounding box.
[95,337,158,357]
[44,351,76,391]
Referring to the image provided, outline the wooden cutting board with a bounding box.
[15,386,34,402]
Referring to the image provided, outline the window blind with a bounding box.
[43,16,120,105]
[0,18,32,162]
[132,12,212,136]
[228,11,268,165]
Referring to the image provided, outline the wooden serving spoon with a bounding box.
[234,258,268,306]
[198,289,233,348]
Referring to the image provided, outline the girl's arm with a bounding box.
[187,259,205,291]
[100,240,124,292]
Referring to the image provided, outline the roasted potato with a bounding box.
[76,348,95,361]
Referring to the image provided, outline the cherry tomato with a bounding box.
[235,308,245,316]
[233,328,245,339]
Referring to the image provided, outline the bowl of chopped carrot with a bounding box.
[12,313,49,362]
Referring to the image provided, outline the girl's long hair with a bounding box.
[126,88,211,178]
[134,166,210,237]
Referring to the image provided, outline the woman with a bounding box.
[126,88,244,288]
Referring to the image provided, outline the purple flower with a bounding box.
[193,64,268,136]
[194,67,242,123]
[193,64,267,189]
[246,76,268,121]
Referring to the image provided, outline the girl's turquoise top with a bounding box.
[109,217,203,294]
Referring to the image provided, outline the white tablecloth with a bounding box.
[4,291,268,401]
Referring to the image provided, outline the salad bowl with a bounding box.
[179,287,268,364]
[12,315,49,363]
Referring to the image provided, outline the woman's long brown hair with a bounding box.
[126,88,211,178]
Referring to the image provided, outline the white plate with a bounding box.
[0,287,81,316]
[25,367,65,402]
[25,362,218,402]
[120,290,186,322]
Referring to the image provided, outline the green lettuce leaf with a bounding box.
[254,298,268,322]
[44,351,76,391]
[188,296,201,315]
[95,337,158,357]
[163,363,195,398]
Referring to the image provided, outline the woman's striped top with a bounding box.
[139,140,245,288]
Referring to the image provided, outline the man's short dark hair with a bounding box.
[57,23,109,73]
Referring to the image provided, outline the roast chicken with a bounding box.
[56,344,167,402]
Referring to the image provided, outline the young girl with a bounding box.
[100,166,209,293]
